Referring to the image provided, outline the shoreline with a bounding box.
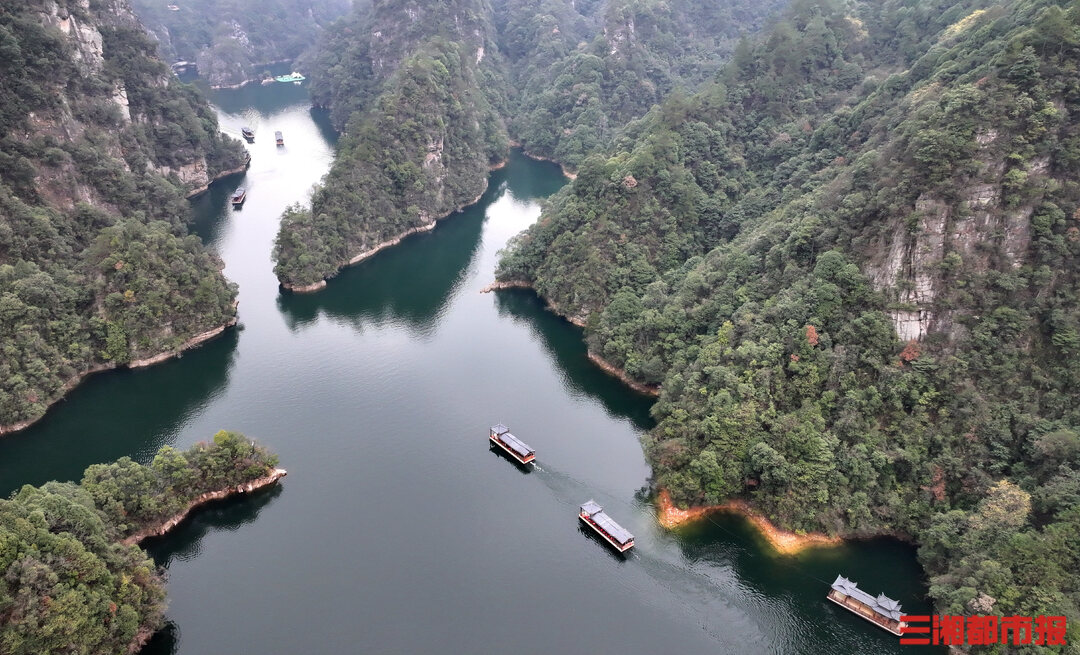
[586,351,660,396]
[656,490,842,555]
[522,150,577,180]
[0,315,237,437]
[121,468,287,546]
[283,157,508,293]
[186,154,251,199]
[123,467,287,653]
[479,278,587,326]
[507,140,577,180]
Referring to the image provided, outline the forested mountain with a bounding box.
[498,0,1080,636]
[499,0,786,168]
[0,432,279,654]
[273,0,785,289]
[273,0,511,289]
[131,0,351,87]
[0,0,247,431]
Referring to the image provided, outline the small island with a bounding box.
[0,431,284,655]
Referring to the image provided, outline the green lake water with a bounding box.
[0,81,941,654]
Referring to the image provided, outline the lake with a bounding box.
[0,80,940,654]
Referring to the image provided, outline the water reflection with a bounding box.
[275,176,504,336]
[144,484,284,568]
[0,329,239,497]
[494,289,654,430]
[188,171,247,245]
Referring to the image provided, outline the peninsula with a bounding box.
[0,431,284,655]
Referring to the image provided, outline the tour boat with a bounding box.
[275,130,284,146]
[241,126,255,141]
[579,500,634,552]
[231,187,246,206]
[827,575,906,636]
[274,71,306,83]
[489,424,535,465]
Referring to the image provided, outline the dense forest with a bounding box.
[273,0,511,289]
[497,0,1080,642]
[0,431,279,654]
[273,0,786,288]
[0,0,247,430]
[497,0,786,169]
[131,0,351,87]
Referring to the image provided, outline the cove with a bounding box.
[0,82,941,654]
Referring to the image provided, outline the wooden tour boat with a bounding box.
[241,126,255,141]
[489,424,535,465]
[275,130,284,146]
[231,187,247,206]
[579,500,634,552]
[827,575,906,636]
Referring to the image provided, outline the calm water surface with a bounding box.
[0,81,940,654]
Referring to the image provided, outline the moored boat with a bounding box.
[241,126,255,141]
[489,424,535,465]
[579,500,634,552]
[231,187,246,206]
[275,130,284,146]
[826,575,906,636]
[274,71,306,83]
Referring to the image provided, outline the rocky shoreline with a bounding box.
[656,490,841,555]
[283,159,508,293]
[586,352,660,396]
[508,141,577,180]
[0,315,237,436]
[121,468,287,546]
[186,155,251,199]
[123,467,287,653]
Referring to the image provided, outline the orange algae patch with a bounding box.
[656,490,842,555]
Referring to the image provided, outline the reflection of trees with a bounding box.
[0,330,240,497]
[139,621,179,655]
[143,483,283,568]
[493,289,654,431]
[276,184,496,338]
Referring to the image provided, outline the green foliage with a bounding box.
[497,0,1080,640]
[130,0,351,87]
[0,432,278,654]
[0,1,241,428]
[499,0,787,169]
[274,4,510,287]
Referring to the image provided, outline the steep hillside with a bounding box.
[273,0,510,290]
[497,0,1080,634]
[131,0,351,87]
[0,0,247,431]
[273,0,785,289]
[499,0,787,169]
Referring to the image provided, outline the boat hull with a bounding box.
[579,514,634,552]
[489,434,535,465]
[826,591,905,636]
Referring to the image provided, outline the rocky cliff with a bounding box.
[0,0,246,431]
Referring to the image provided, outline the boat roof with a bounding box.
[233,187,245,194]
[580,500,603,516]
[500,432,533,458]
[831,575,903,621]
[275,130,283,136]
[590,511,633,544]
[491,423,509,435]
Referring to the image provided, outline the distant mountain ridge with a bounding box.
[131,0,351,87]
